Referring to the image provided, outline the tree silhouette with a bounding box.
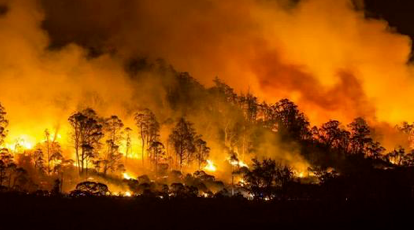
[169,118,196,170]
[401,150,414,166]
[135,108,159,166]
[49,141,64,173]
[68,108,103,175]
[239,92,258,123]
[194,135,210,170]
[0,148,27,189]
[244,158,293,200]
[103,115,125,175]
[387,146,405,165]
[212,77,238,105]
[148,141,165,173]
[71,181,110,196]
[0,148,13,186]
[348,117,373,155]
[314,120,350,150]
[396,122,414,148]
[244,158,277,200]
[124,127,132,163]
[273,99,310,140]
[33,148,46,174]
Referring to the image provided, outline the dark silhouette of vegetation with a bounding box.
[243,158,293,200]
[169,118,197,170]
[0,69,414,222]
[101,115,125,175]
[135,108,159,166]
[70,181,110,196]
[68,108,104,175]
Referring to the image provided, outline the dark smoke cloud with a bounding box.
[3,0,414,127]
[0,4,7,16]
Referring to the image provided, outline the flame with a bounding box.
[124,191,132,197]
[3,0,414,196]
[123,172,133,180]
[204,160,217,172]
[5,135,35,152]
[229,158,249,168]
[238,161,248,168]
[294,170,308,178]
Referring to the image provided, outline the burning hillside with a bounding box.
[0,0,414,202]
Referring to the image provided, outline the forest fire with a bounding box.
[0,0,413,199]
[204,160,217,172]
[229,158,249,169]
[124,191,132,197]
[5,135,34,152]
[123,173,133,180]
[296,172,305,178]
[2,0,414,228]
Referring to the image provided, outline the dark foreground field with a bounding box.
[0,194,413,230]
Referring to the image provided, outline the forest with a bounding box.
[4,0,414,229]
[0,61,414,203]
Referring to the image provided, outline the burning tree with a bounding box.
[313,120,350,150]
[0,148,28,190]
[33,148,46,174]
[387,147,406,165]
[135,108,159,166]
[239,92,258,123]
[194,135,210,170]
[102,115,125,175]
[124,127,132,163]
[0,148,14,186]
[273,99,310,140]
[49,141,64,173]
[44,129,53,175]
[348,117,373,155]
[169,118,196,170]
[148,141,165,173]
[68,108,103,175]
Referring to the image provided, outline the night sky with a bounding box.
[365,0,414,46]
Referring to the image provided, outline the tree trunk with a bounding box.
[46,140,50,175]
[141,137,145,166]
[75,146,80,175]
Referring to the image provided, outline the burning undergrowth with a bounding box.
[1,0,414,201]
